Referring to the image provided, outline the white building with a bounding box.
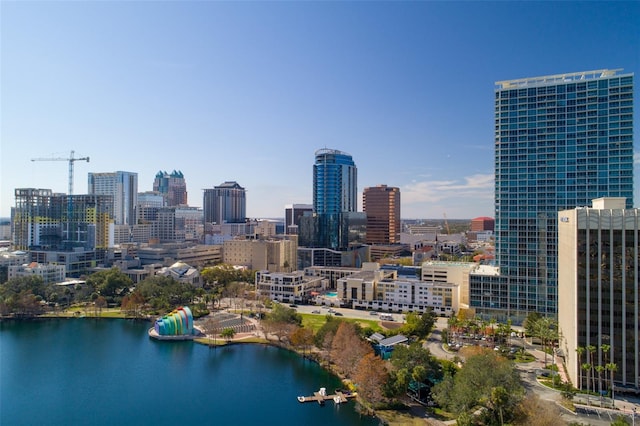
[88,171,138,226]
[255,270,327,303]
[156,261,201,286]
[9,261,66,284]
[340,272,459,316]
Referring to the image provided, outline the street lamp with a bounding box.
[632,407,636,426]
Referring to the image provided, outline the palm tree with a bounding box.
[576,346,586,390]
[587,345,597,393]
[605,363,617,402]
[582,363,592,401]
[595,365,605,405]
[601,344,611,391]
[221,327,235,343]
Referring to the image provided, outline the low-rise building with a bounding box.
[156,261,201,287]
[255,270,327,303]
[421,261,476,306]
[223,236,297,272]
[9,261,66,284]
[340,273,459,316]
[0,250,30,283]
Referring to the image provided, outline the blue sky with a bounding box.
[1,1,638,219]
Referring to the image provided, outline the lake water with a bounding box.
[0,319,378,426]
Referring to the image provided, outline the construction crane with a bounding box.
[31,150,90,196]
[31,151,90,245]
[443,212,451,234]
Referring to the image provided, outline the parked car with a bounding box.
[311,310,321,314]
[369,311,378,316]
[334,312,343,316]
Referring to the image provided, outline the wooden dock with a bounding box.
[297,389,357,405]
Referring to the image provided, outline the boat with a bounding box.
[333,395,342,404]
[297,396,305,403]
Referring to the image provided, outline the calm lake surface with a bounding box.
[0,319,378,426]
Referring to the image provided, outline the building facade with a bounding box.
[470,217,495,232]
[223,237,297,273]
[308,149,358,250]
[12,188,113,251]
[558,198,640,394]
[422,261,476,307]
[284,204,313,235]
[255,270,327,303]
[363,185,401,245]
[203,181,246,225]
[153,170,188,207]
[470,69,634,321]
[88,171,138,226]
[8,262,66,284]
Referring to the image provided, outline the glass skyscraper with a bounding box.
[313,148,357,215]
[470,69,634,321]
[302,149,358,250]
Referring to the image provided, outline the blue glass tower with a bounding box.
[470,69,634,320]
[311,149,357,249]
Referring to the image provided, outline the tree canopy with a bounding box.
[431,350,524,423]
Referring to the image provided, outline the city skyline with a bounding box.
[2,2,639,219]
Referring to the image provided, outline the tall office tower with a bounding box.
[153,170,188,207]
[88,171,138,226]
[284,204,313,234]
[203,181,246,225]
[309,149,357,249]
[558,198,640,394]
[470,69,634,321]
[363,185,400,244]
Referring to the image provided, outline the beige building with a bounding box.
[558,198,640,394]
[421,261,476,306]
[223,237,297,272]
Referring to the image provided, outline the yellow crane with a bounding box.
[443,212,451,234]
[31,150,90,196]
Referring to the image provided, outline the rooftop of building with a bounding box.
[470,264,500,276]
[495,68,625,90]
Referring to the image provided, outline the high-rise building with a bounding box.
[153,170,188,207]
[558,198,639,394]
[313,148,357,215]
[203,181,246,225]
[470,217,495,232]
[88,171,138,226]
[363,185,400,244]
[305,149,357,250]
[284,204,313,235]
[12,188,112,251]
[470,69,634,321]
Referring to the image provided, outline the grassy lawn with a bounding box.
[194,336,268,346]
[299,313,383,333]
[42,307,132,319]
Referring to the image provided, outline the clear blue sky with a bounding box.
[1,1,638,219]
